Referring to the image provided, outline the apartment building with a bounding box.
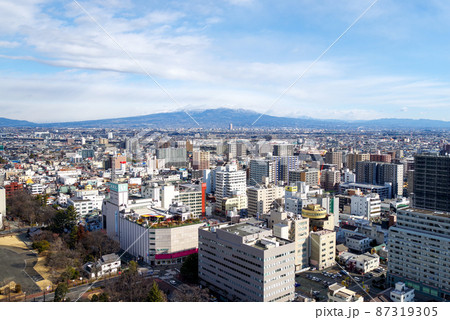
[310,229,336,270]
[214,164,247,212]
[347,153,370,171]
[198,222,295,302]
[288,168,320,186]
[350,193,381,219]
[192,151,210,170]
[325,151,343,170]
[266,209,310,271]
[413,154,450,212]
[247,185,284,216]
[249,159,275,186]
[356,161,403,197]
[388,208,450,301]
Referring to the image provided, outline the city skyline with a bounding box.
[2,1,450,122]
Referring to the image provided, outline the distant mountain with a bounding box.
[1,108,450,129]
[0,117,37,127]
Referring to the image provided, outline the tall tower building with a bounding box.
[249,159,275,186]
[325,151,343,170]
[413,154,450,212]
[356,161,403,197]
[273,144,294,157]
[388,208,450,301]
[193,151,210,170]
[347,153,370,171]
[214,164,247,208]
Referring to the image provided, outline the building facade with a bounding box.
[198,222,295,302]
[388,208,450,301]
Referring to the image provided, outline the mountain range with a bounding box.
[1,108,449,130]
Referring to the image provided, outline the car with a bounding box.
[170,280,177,285]
[295,282,301,287]
[354,277,361,282]
[332,275,337,279]
[339,270,349,275]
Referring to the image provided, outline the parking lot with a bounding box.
[295,265,387,301]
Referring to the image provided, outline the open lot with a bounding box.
[295,265,387,301]
[0,246,42,295]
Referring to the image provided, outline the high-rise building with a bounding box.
[346,153,370,171]
[156,147,187,168]
[192,151,210,170]
[249,159,275,186]
[325,151,343,170]
[288,168,320,186]
[247,185,284,216]
[370,154,392,163]
[271,156,301,184]
[198,222,295,302]
[356,161,403,197]
[214,164,247,211]
[413,154,450,212]
[266,210,310,271]
[320,169,341,191]
[310,229,336,270]
[388,208,450,301]
[273,144,294,157]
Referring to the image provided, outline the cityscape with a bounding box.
[1,0,450,315]
[0,120,449,303]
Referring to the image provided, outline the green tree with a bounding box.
[128,261,138,274]
[32,240,50,253]
[54,283,68,302]
[146,282,166,302]
[180,253,198,283]
[51,206,77,234]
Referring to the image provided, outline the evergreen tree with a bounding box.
[54,283,68,302]
[146,281,166,302]
[180,253,198,283]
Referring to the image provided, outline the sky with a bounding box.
[1,0,450,123]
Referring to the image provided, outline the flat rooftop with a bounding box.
[223,223,267,237]
[401,207,450,218]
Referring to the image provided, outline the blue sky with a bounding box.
[1,0,450,123]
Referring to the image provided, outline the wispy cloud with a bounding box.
[1,0,450,122]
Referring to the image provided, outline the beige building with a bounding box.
[325,151,343,170]
[221,194,248,214]
[193,151,210,170]
[347,153,370,171]
[266,210,310,271]
[199,222,295,302]
[247,185,284,216]
[310,229,336,270]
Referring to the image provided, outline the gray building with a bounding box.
[249,159,275,186]
[156,147,187,168]
[388,208,450,301]
[198,222,295,302]
[413,154,450,212]
[356,161,403,197]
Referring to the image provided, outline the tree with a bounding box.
[146,282,167,302]
[172,284,209,302]
[32,240,50,253]
[51,206,77,234]
[180,253,198,283]
[15,284,22,293]
[54,283,68,302]
[128,261,138,275]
